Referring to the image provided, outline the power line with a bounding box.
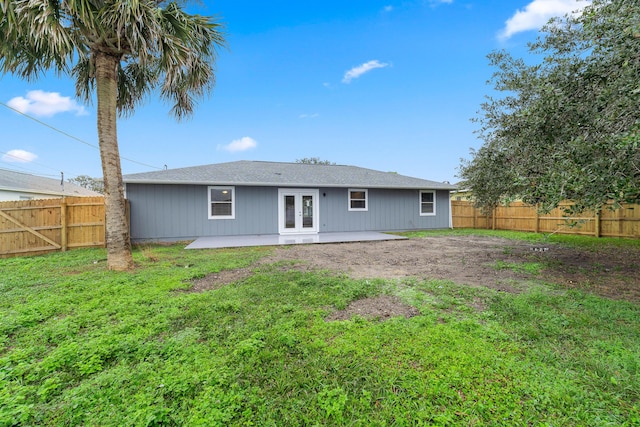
[0,149,63,176]
[0,165,57,177]
[0,161,61,178]
[1,102,165,171]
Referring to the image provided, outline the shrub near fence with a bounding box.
[0,196,106,258]
[451,200,640,238]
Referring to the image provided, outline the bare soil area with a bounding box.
[191,235,639,319]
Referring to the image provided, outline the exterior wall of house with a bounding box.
[126,184,278,242]
[126,183,451,242]
[319,188,450,232]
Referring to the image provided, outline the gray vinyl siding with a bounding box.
[126,183,451,242]
[127,184,279,241]
[319,188,450,232]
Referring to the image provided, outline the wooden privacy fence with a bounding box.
[452,200,640,238]
[0,196,106,258]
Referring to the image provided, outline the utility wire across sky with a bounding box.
[1,102,165,176]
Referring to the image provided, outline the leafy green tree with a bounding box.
[461,0,640,214]
[1,0,226,270]
[296,157,336,165]
[69,175,104,194]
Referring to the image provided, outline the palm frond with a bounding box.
[156,3,226,119]
[2,0,226,117]
[1,0,92,79]
[73,56,94,104]
[117,59,156,116]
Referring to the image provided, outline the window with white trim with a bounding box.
[348,189,368,211]
[208,186,235,219]
[420,190,436,216]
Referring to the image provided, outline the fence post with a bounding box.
[618,204,624,237]
[60,199,68,252]
[473,206,477,229]
[492,206,496,230]
[535,206,540,233]
[594,208,601,238]
[103,199,108,248]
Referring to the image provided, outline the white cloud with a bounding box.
[217,137,257,152]
[299,113,319,119]
[382,5,394,12]
[342,60,390,84]
[2,149,38,163]
[499,0,591,40]
[7,90,88,117]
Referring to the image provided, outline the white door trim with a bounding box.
[278,188,319,235]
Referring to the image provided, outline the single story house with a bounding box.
[0,168,100,201]
[123,160,457,243]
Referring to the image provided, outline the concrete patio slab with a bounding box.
[185,231,407,249]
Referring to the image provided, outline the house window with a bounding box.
[348,189,368,211]
[208,186,235,219]
[420,190,436,216]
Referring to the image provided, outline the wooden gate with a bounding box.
[0,196,106,258]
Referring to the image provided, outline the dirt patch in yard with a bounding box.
[325,295,421,321]
[189,235,640,317]
[189,267,254,292]
[263,236,527,291]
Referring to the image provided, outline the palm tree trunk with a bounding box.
[95,51,134,271]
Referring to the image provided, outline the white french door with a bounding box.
[278,189,319,234]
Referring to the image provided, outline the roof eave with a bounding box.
[123,179,456,190]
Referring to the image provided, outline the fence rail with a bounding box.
[0,196,106,258]
[2,197,637,258]
[451,200,640,238]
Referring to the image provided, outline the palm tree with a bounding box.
[0,0,225,270]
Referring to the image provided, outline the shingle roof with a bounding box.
[123,161,457,190]
[0,169,101,197]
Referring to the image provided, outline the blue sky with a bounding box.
[0,0,590,184]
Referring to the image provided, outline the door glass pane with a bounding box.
[285,195,295,228]
[302,195,313,228]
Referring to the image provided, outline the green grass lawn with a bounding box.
[1,231,639,426]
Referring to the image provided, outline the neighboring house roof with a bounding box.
[0,169,101,197]
[123,161,458,190]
